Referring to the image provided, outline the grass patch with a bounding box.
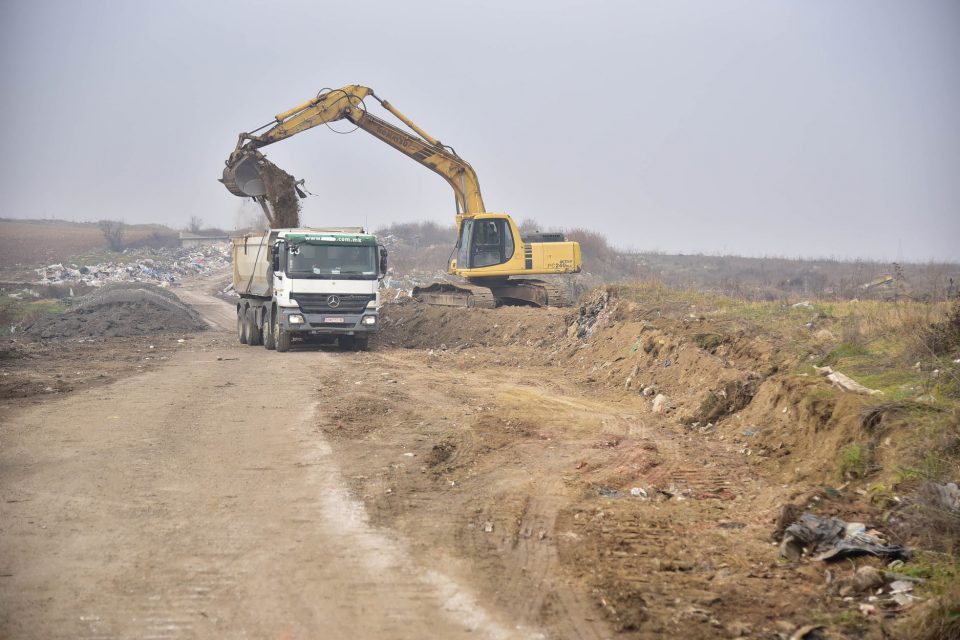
[0,296,69,333]
[819,341,871,366]
[838,443,869,480]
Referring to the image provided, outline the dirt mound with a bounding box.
[25,283,207,340]
[376,298,570,350]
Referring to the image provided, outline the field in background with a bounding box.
[376,221,960,303]
[0,219,181,269]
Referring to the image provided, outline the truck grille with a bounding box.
[291,292,375,314]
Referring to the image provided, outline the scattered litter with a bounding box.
[814,366,883,395]
[792,301,814,309]
[779,512,910,562]
[889,580,915,594]
[629,487,648,499]
[483,521,494,533]
[33,244,230,288]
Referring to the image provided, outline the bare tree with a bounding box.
[99,219,126,251]
[188,216,203,234]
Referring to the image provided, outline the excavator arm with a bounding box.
[223,85,485,219]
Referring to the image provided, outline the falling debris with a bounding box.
[258,159,301,228]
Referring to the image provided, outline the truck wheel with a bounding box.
[274,319,291,352]
[339,336,354,350]
[354,337,369,351]
[246,308,262,346]
[237,306,248,344]
[263,310,276,350]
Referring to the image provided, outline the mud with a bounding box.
[24,283,207,340]
[259,159,301,228]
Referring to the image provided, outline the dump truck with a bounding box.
[233,227,387,352]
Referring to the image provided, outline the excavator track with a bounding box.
[411,282,497,308]
[488,279,569,307]
[412,280,569,308]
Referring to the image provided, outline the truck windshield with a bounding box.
[287,243,377,279]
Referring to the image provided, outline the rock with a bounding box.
[933,482,960,511]
[652,393,670,413]
[725,621,751,637]
[852,565,884,594]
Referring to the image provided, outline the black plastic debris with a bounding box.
[779,512,911,562]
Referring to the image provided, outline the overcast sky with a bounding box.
[1,0,957,261]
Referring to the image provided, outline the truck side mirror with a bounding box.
[378,245,388,278]
[272,251,280,272]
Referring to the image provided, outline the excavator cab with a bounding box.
[456,217,516,269]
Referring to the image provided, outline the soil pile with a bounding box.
[25,283,206,340]
[260,159,301,228]
[377,298,569,350]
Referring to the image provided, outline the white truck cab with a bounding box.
[233,227,387,351]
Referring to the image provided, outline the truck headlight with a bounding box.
[361,316,377,325]
[288,314,305,324]
[366,300,377,308]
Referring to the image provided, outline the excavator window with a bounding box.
[459,218,515,268]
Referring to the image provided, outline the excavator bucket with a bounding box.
[220,152,266,198]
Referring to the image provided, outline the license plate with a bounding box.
[324,317,345,323]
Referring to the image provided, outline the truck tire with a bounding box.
[354,337,369,351]
[246,307,262,346]
[237,306,248,344]
[263,309,276,350]
[274,318,291,352]
[339,336,354,350]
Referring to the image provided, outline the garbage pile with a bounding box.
[25,283,207,340]
[779,512,911,563]
[34,243,231,287]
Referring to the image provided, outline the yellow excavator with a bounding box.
[221,84,581,307]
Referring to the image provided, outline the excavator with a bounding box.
[221,84,581,307]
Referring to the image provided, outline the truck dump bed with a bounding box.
[232,232,275,297]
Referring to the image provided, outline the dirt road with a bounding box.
[4,277,928,639]
[0,283,539,639]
